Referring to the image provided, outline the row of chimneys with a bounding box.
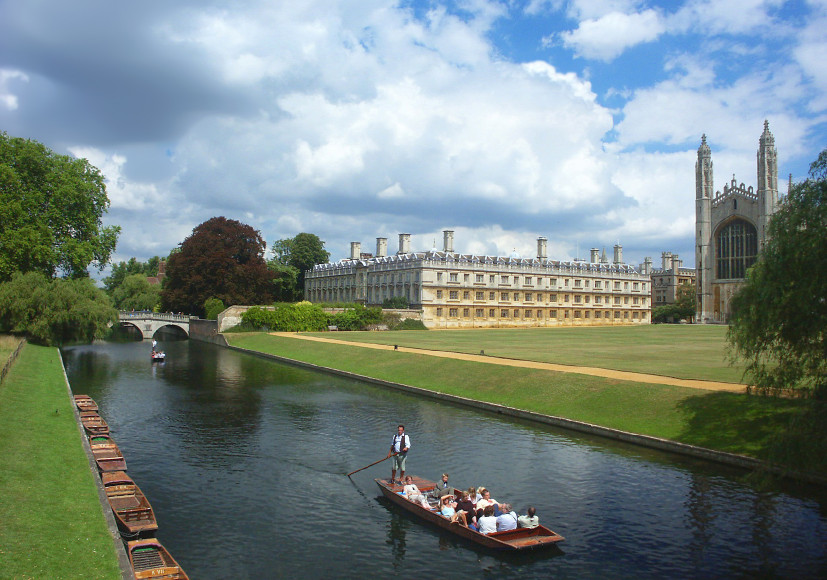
[639,252,683,275]
[349,231,625,264]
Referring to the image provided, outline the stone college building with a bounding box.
[695,121,781,323]
[305,232,650,329]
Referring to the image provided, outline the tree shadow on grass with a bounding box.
[675,391,806,458]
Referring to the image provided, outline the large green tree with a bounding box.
[728,148,827,398]
[161,217,273,316]
[270,232,330,300]
[111,273,161,311]
[0,133,120,281]
[103,256,160,294]
[0,271,117,346]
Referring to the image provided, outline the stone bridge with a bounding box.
[118,311,193,339]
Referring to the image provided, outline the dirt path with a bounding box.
[269,333,747,393]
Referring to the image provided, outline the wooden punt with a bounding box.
[80,412,109,436]
[73,394,98,413]
[88,434,127,472]
[376,477,564,551]
[101,471,158,535]
[127,538,189,580]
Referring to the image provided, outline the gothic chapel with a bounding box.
[695,121,781,322]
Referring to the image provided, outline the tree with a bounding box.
[161,217,273,316]
[728,148,827,398]
[675,283,696,322]
[0,271,117,345]
[204,298,225,320]
[270,233,330,300]
[103,256,160,294]
[111,273,161,311]
[0,132,120,281]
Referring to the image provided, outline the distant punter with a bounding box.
[388,424,410,484]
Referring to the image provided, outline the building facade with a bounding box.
[305,232,651,328]
[695,121,780,323]
[640,252,696,307]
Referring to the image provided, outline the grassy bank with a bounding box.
[0,344,121,579]
[226,332,805,461]
[300,325,745,383]
[0,335,22,363]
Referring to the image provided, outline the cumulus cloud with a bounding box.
[560,9,665,61]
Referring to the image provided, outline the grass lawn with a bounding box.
[300,325,746,383]
[226,332,805,461]
[0,344,122,579]
[0,335,22,364]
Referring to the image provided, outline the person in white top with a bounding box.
[517,506,539,529]
[387,424,410,484]
[402,475,429,508]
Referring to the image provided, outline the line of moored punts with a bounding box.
[73,394,189,580]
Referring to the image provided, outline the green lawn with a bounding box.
[0,335,22,365]
[226,332,804,461]
[0,344,122,579]
[301,325,746,383]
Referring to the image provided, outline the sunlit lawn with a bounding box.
[226,332,802,461]
[0,344,121,579]
[301,324,746,383]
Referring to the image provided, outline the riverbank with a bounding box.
[0,343,123,579]
[224,331,821,481]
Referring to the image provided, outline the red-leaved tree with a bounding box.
[161,217,273,316]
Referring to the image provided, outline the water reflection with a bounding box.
[60,340,827,579]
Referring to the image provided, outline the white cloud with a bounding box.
[0,69,28,110]
[560,9,665,61]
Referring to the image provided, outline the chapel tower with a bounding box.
[695,134,713,323]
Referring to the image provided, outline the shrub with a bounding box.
[240,302,327,332]
[204,298,225,320]
[382,296,410,309]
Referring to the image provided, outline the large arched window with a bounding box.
[716,219,757,279]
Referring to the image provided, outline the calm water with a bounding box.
[61,340,827,579]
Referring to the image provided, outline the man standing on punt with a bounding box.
[388,424,410,484]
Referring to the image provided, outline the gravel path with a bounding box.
[270,333,747,393]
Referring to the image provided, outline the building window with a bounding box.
[436,290,443,299]
[550,294,557,302]
[501,309,509,318]
[537,310,543,319]
[489,309,496,317]
[449,273,458,282]
[716,218,758,279]
[605,311,610,318]
[624,282,629,289]
[513,293,520,301]
[489,292,496,300]
[449,308,458,317]
[489,275,496,283]
[475,308,484,317]
[549,309,557,318]
[614,311,620,318]
[624,311,629,319]
[564,310,569,318]
[464,274,470,282]
[585,296,590,303]
[574,295,582,303]
[614,296,621,305]
[585,280,590,288]
[525,277,532,285]
[595,281,602,289]
[436,308,443,316]
[525,310,532,318]
[585,311,590,319]
[564,279,570,287]
[514,309,519,318]
[476,274,484,283]
[564,294,569,302]
[624,297,629,304]
[633,312,639,319]
[449,290,459,300]
[437,272,443,282]
[525,292,533,302]
[614,281,621,290]
[501,275,509,284]
[574,310,581,318]
[575,279,582,288]
[463,291,470,299]
[476,291,485,300]
[633,297,639,305]
[463,308,470,317]
[595,311,601,319]
[501,292,510,301]
[633,282,639,290]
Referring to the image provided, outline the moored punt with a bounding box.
[80,412,109,436]
[376,477,564,551]
[102,471,158,535]
[89,434,127,472]
[73,394,98,413]
[127,538,189,580]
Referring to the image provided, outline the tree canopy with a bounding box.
[0,132,120,281]
[111,273,161,312]
[103,256,160,294]
[161,217,273,316]
[0,271,117,346]
[270,233,329,300]
[728,148,827,399]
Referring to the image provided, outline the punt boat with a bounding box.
[73,394,98,413]
[127,538,189,580]
[101,471,158,536]
[80,412,109,436]
[375,476,564,551]
[89,434,127,472]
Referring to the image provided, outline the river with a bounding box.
[60,339,827,579]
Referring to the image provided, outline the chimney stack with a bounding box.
[536,237,548,260]
[443,230,454,253]
[376,237,387,258]
[642,256,653,275]
[613,244,623,265]
[398,233,411,255]
[590,248,599,264]
[350,242,361,260]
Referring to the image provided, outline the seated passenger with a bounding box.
[475,488,499,519]
[518,506,539,529]
[402,476,430,508]
[455,490,477,529]
[429,473,453,499]
[477,505,497,535]
[495,503,518,532]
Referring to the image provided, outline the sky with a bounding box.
[1,0,825,272]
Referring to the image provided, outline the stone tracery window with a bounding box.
[716,219,757,279]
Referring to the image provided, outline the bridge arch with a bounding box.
[117,312,192,340]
